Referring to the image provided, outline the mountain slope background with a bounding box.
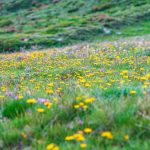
[0,0,150,52]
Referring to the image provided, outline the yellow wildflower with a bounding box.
[101,131,113,139]
[140,68,144,71]
[85,83,91,87]
[53,98,58,101]
[76,135,85,141]
[46,143,55,150]
[146,74,150,79]
[0,95,5,100]
[84,128,93,133]
[46,89,53,94]
[122,70,128,75]
[48,83,54,87]
[74,104,80,109]
[53,146,59,150]
[37,108,45,113]
[65,136,74,141]
[45,102,53,109]
[27,98,36,104]
[141,77,147,81]
[46,143,59,150]
[73,131,85,141]
[79,102,84,107]
[123,76,128,79]
[124,134,129,141]
[18,94,23,99]
[76,97,82,101]
[85,97,95,103]
[130,90,136,95]
[80,143,87,149]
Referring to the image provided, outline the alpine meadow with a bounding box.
[0,0,150,150]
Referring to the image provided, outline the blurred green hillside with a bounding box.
[0,0,150,52]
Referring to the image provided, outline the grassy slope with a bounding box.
[0,1,150,149]
[0,38,150,149]
[0,0,150,52]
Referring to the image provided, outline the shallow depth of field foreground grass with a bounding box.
[0,40,150,149]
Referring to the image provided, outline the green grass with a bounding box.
[0,0,150,52]
[2,99,31,119]
[0,0,150,149]
[0,41,150,149]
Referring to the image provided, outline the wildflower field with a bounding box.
[0,38,150,149]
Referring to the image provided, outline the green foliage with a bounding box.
[2,0,49,11]
[2,99,31,119]
[92,3,113,12]
[0,1,150,149]
[0,41,150,149]
[0,0,150,51]
[0,19,13,27]
[0,128,21,146]
[0,37,23,52]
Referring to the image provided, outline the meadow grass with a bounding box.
[0,40,150,149]
[0,0,150,51]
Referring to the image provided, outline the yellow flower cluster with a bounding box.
[74,96,95,110]
[46,143,59,150]
[0,41,149,149]
[65,131,85,141]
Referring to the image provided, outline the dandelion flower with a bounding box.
[84,128,92,133]
[79,102,84,107]
[65,136,74,141]
[18,94,23,99]
[48,83,54,87]
[46,143,54,150]
[46,89,53,94]
[76,97,82,101]
[27,98,36,104]
[74,105,80,109]
[130,90,136,95]
[146,74,150,79]
[122,70,128,75]
[141,77,147,81]
[101,131,113,139]
[37,108,45,113]
[53,146,59,150]
[85,83,91,87]
[85,97,95,103]
[46,143,59,150]
[80,143,87,149]
[76,135,85,141]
